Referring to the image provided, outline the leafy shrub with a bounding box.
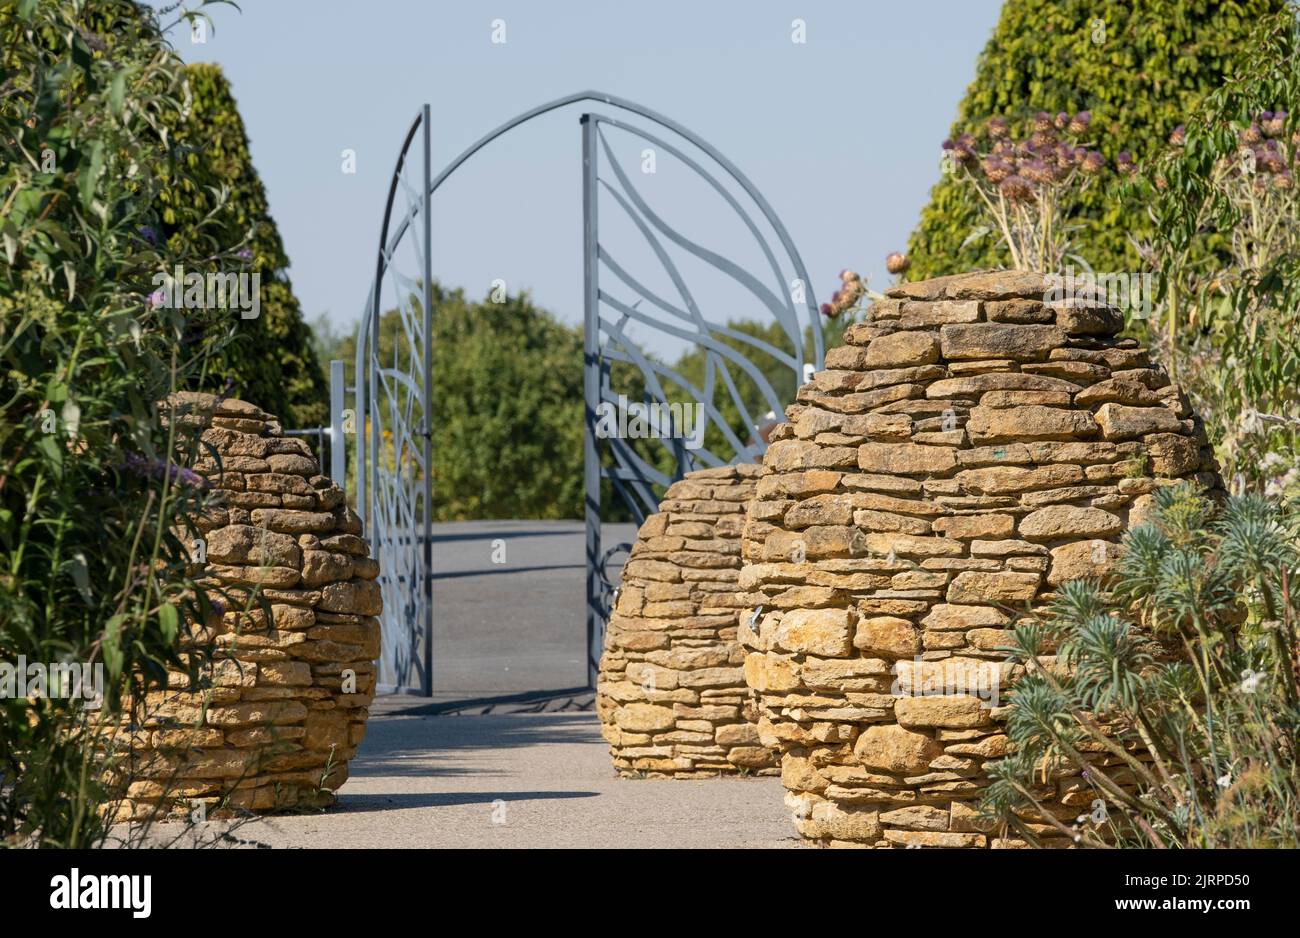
[1,0,231,846]
[984,484,1300,847]
[1129,9,1300,495]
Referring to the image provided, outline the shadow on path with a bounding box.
[332,789,599,813]
[350,711,602,779]
[382,686,594,716]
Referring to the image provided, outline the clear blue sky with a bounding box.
[160,0,1004,356]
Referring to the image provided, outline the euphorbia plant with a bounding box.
[982,484,1300,848]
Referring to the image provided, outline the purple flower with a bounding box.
[138,225,159,246]
[1259,148,1286,173]
[986,116,1009,139]
[1021,159,1055,185]
[981,155,1013,183]
[1081,151,1106,175]
[1169,124,1186,146]
[235,247,254,261]
[1115,151,1137,176]
[147,288,167,310]
[1033,111,1053,132]
[123,453,207,489]
[999,174,1035,203]
[1068,111,1092,135]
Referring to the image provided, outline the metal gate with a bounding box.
[354,92,822,695]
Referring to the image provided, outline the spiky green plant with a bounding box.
[983,484,1300,847]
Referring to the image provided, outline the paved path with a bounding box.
[419,520,636,702]
[146,520,798,848]
[197,704,796,849]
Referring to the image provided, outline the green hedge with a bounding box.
[906,0,1285,279]
[158,62,329,428]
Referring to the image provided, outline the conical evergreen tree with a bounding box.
[906,0,1287,279]
[157,62,328,427]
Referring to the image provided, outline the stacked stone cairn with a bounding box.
[739,271,1224,847]
[110,393,380,821]
[597,465,778,777]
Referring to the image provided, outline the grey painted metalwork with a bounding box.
[355,91,822,696]
[356,108,433,695]
[329,359,346,488]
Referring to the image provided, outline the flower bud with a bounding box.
[999,174,1035,202]
[1081,150,1106,175]
[981,155,1012,182]
[885,252,910,275]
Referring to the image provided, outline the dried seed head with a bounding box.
[885,252,910,275]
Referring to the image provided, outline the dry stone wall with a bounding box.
[111,392,380,821]
[739,271,1223,847]
[597,465,777,777]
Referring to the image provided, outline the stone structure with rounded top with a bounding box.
[597,465,777,777]
[109,393,380,821]
[738,271,1223,847]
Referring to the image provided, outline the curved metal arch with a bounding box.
[592,117,807,359]
[356,91,824,696]
[366,90,822,364]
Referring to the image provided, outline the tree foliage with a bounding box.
[906,0,1286,279]
[330,285,587,520]
[158,61,329,428]
[1129,8,1300,496]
